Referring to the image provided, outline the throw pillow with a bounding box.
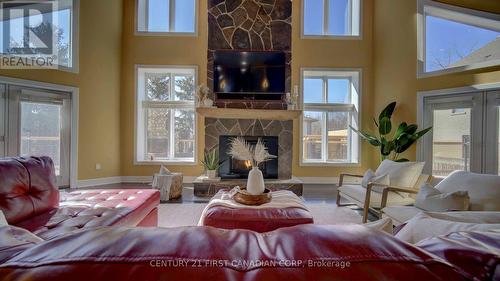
[375,160,425,188]
[415,183,470,212]
[361,169,390,189]
[0,210,8,226]
[395,212,500,244]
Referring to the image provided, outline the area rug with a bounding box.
[157,202,362,228]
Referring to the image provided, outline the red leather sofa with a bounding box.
[0,156,160,239]
[0,223,498,281]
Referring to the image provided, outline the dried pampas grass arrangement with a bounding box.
[228,137,276,168]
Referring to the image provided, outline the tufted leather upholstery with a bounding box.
[202,206,314,232]
[0,156,59,224]
[0,224,483,281]
[15,189,160,239]
[0,157,160,240]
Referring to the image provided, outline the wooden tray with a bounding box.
[234,188,272,206]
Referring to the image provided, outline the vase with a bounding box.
[246,167,265,195]
[207,170,217,179]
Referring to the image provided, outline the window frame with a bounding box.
[417,0,500,78]
[300,68,361,166]
[301,0,362,39]
[135,0,198,36]
[135,65,198,165]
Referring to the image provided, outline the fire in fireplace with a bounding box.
[219,135,278,179]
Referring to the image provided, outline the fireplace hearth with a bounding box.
[219,135,278,179]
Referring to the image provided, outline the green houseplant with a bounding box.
[350,102,432,162]
[201,148,222,179]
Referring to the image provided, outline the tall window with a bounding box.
[419,89,500,177]
[302,0,361,37]
[136,66,196,163]
[301,69,360,165]
[418,0,500,76]
[0,0,78,71]
[137,0,196,34]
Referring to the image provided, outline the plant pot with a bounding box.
[246,167,265,195]
[207,170,217,179]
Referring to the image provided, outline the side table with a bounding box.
[152,173,183,202]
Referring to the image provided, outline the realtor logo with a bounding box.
[1,1,59,69]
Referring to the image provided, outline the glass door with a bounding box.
[6,85,71,187]
[485,90,500,175]
[421,92,483,177]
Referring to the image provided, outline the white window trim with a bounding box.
[417,82,500,176]
[417,0,500,78]
[0,75,79,188]
[301,0,362,40]
[299,68,361,167]
[135,0,198,36]
[134,64,198,165]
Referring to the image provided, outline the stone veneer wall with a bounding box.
[207,0,292,109]
[205,118,293,179]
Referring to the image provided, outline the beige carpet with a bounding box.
[157,202,362,228]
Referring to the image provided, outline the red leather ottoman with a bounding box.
[201,191,314,232]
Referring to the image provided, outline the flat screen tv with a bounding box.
[213,51,285,95]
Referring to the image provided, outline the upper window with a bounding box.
[302,0,361,37]
[0,0,78,71]
[137,0,196,34]
[136,66,196,163]
[418,0,500,76]
[301,69,360,165]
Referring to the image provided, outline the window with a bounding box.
[137,0,196,34]
[419,89,500,177]
[302,0,361,37]
[0,0,78,71]
[1,84,73,187]
[301,69,360,165]
[136,66,196,163]
[418,0,500,76]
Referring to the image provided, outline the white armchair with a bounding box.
[336,160,430,223]
[382,171,500,226]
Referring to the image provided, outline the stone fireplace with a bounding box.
[205,117,292,179]
[207,0,292,109]
[219,135,279,179]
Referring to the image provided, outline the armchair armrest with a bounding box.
[338,173,363,187]
[380,186,418,210]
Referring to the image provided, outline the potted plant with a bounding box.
[228,137,276,195]
[350,102,432,162]
[201,148,221,179]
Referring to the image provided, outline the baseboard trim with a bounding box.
[77,176,198,188]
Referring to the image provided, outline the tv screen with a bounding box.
[214,51,285,94]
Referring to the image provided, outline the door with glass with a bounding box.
[421,89,500,177]
[6,85,72,187]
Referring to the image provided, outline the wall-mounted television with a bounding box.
[213,51,285,97]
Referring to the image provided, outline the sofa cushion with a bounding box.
[435,171,500,211]
[361,169,390,188]
[375,160,425,188]
[416,231,500,281]
[382,206,422,225]
[0,157,59,224]
[339,184,414,207]
[395,212,500,244]
[14,189,160,240]
[415,183,469,212]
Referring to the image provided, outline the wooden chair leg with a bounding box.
[362,185,372,223]
[336,190,341,206]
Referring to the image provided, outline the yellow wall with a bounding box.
[373,0,500,163]
[3,0,499,180]
[0,0,123,180]
[120,0,374,177]
[119,0,207,176]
